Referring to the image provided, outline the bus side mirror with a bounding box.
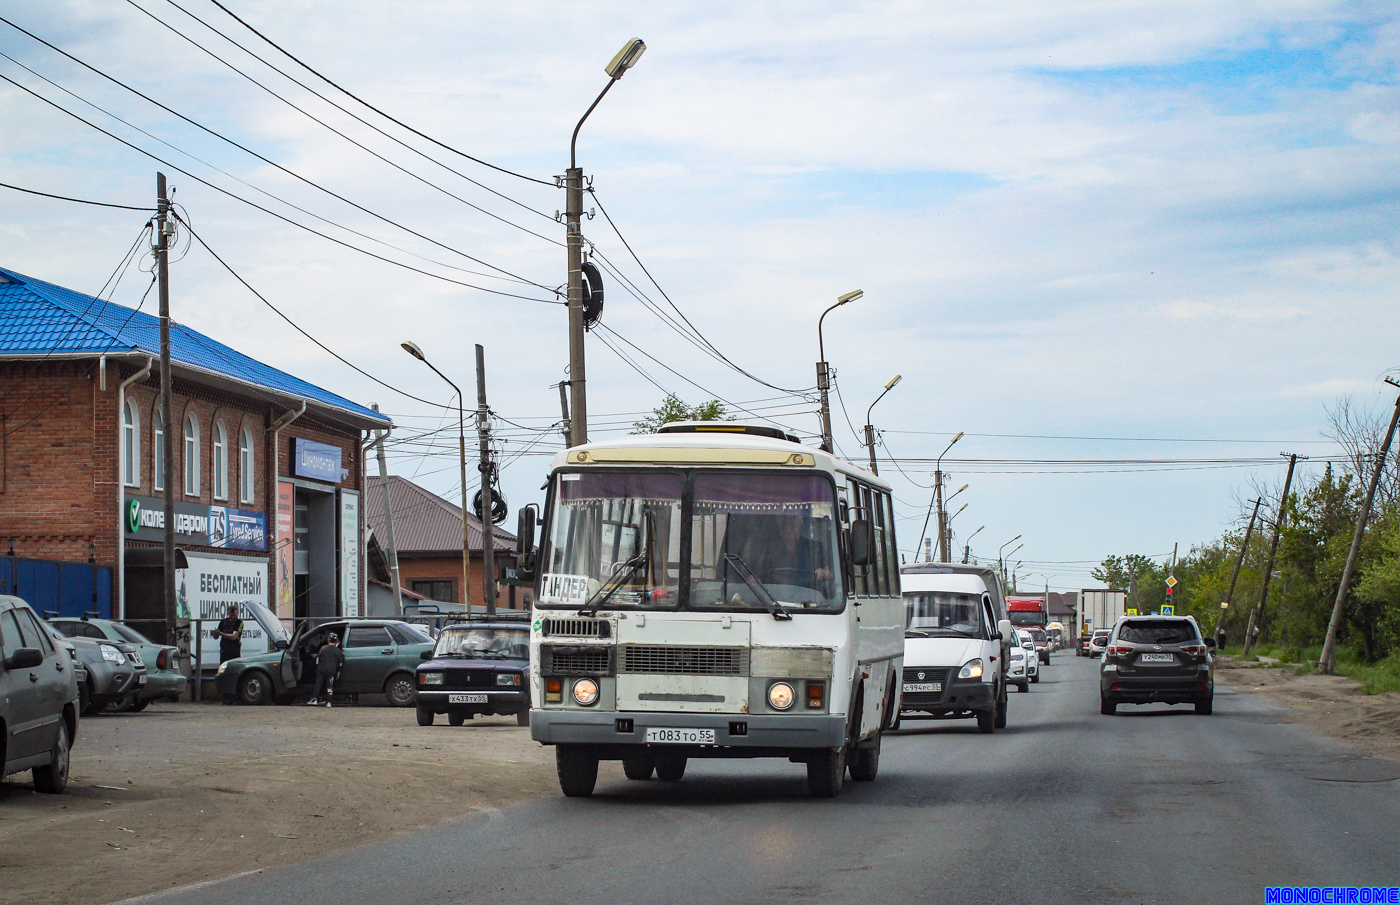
[516,506,538,580]
[848,519,872,566]
[998,619,1013,644]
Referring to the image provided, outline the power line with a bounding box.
[882,429,1342,445]
[125,0,562,243]
[205,0,556,187]
[0,15,553,290]
[0,180,152,211]
[0,68,560,304]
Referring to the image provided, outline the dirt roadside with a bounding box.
[1216,658,1400,764]
[0,701,562,905]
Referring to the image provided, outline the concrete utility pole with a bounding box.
[863,374,901,476]
[1320,383,1400,672]
[566,38,646,449]
[475,344,497,615]
[156,173,176,639]
[370,404,402,616]
[556,381,572,448]
[1218,498,1263,647]
[1243,453,1300,656]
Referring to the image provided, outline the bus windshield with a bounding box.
[688,473,841,613]
[904,592,987,639]
[538,469,842,613]
[539,471,683,610]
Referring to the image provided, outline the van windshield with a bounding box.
[903,592,986,639]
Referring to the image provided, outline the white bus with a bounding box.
[516,421,904,798]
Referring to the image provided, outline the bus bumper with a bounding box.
[531,710,847,751]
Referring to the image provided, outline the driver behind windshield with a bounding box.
[732,514,834,592]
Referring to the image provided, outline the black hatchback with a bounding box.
[414,620,530,727]
[1099,616,1215,715]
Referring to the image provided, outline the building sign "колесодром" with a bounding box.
[124,494,268,551]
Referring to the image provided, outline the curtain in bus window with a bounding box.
[690,473,841,612]
[871,487,889,596]
[541,471,683,608]
[881,492,898,593]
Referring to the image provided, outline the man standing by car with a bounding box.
[308,633,343,707]
[215,605,242,705]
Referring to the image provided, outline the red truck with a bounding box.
[1007,596,1050,663]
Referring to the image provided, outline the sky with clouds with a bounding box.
[2,1,1397,591]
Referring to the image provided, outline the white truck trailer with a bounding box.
[1078,589,1127,638]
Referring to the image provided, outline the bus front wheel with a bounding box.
[807,747,846,798]
[556,745,599,797]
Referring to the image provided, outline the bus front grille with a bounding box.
[619,645,748,676]
[541,645,613,675]
[541,617,610,639]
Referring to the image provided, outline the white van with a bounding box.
[896,563,1013,733]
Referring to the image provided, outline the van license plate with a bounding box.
[645,728,715,745]
[449,693,487,704]
[903,683,940,693]
[1139,653,1175,663]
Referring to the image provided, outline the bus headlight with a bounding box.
[572,678,599,706]
[767,682,795,711]
[958,659,984,679]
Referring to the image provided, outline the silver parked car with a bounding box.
[1,597,79,793]
[37,618,146,715]
[52,618,183,710]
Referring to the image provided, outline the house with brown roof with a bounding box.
[363,475,518,615]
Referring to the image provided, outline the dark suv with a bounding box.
[1099,616,1215,715]
[415,619,530,727]
[1,597,79,793]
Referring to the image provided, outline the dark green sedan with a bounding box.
[214,620,435,706]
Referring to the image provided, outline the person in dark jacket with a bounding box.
[215,605,243,705]
[307,633,343,707]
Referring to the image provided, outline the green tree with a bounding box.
[631,394,733,434]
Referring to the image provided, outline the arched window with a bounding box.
[212,420,228,499]
[122,399,140,487]
[152,409,165,492]
[239,427,255,503]
[184,413,200,496]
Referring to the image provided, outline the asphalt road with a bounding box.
[121,655,1400,905]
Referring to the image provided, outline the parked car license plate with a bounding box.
[448,693,487,704]
[1139,653,1176,663]
[903,682,941,693]
[137,674,147,685]
[645,727,715,744]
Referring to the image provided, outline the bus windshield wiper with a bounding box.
[578,552,646,617]
[722,553,792,621]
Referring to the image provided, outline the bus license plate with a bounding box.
[645,728,715,745]
[449,693,487,704]
[1139,653,1175,664]
[904,682,940,693]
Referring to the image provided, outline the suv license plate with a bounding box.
[449,693,487,704]
[903,683,941,693]
[645,728,715,745]
[1139,653,1175,663]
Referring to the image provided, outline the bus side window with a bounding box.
[870,485,888,596]
[881,491,898,595]
[847,479,867,597]
[838,498,853,595]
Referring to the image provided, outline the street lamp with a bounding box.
[998,534,1022,588]
[918,432,963,562]
[565,37,646,449]
[817,289,862,452]
[863,374,902,475]
[402,341,472,610]
[963,524,984,563]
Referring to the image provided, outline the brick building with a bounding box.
[0,265,389,643]
[363,474,519,612]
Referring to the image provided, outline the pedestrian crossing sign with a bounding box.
[1161,604,1175,615]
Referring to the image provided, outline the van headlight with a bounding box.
[767,682,795,711]
[572,678,599,706]
[100,644,125,663]
[958,659,984,679]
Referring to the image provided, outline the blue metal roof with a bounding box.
[0,265,389,427]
